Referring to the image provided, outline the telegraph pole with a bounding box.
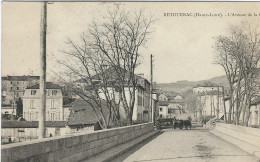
[11,90,16,121]
[217,86,219,119]
[39,1,47,139]
[150,54,153,123]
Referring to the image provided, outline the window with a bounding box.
[50,113,55,121]
[52,90,57,95]
[10,87,13,90]
[159,114,162,118]
[10,81,12,84]
[17,87,19,90]
[160,108,163,112]
[30,100,34,109]
[31,90,36,95]
[138,96,142,106]
[51,100,55,109]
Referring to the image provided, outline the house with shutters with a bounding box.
[22,82,63,121]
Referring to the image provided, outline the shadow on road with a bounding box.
[127,154,255,162]
[112,131,164,162]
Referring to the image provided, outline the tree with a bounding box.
[183,89,197,114]
[16,98,23,117]
[214,22,260,126]
[59,7,155,127]
[87,8,155,125]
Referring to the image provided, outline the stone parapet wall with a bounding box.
[214,123,260,147]
[2,123,154,162]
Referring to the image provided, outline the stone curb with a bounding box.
[210,130,260,159]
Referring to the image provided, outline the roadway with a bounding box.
[121,128,259,162]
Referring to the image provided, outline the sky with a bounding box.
[2,2,260,83]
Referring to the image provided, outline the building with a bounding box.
[152,93,159,121]
[195,91,225,118]
[1,121,67,144]
[1,104,16,116]
[65,99,109,134]
[159,93,168,101]
[193,82,224,120]
[1,75,39,105]
[193,81,223,95]
[23,82,63,121]
[249,98,260,126]
[159,101,169,118]
[158,91,185,119]
[91,67,151,123]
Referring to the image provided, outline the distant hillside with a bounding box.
[156,75,229,96]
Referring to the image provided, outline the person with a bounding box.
[203,119,206,129]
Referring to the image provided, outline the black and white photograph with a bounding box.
[1,1,260,162]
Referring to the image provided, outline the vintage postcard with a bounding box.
[1,1,260,162]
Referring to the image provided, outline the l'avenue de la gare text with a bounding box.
[164,13,248,17]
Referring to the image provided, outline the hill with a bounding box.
[156,75,228,96]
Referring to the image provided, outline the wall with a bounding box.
[1,127,68,144]
[2,123,154,162]
[68,125,95,134]
[193,86,223,94]
[214,123,260,147]
[98,86,150,122]
[159,105,168,118]
[1,107,16,115]
[249,104,260,126]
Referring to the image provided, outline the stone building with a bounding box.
[65,99,108,134]
[1,75,39,105]
[23,82,63,121]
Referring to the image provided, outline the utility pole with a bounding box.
[150,54,153,123]
[11,90,16,121]
[217,86,219,119]
[39,1,47,139]
[221,85,227,123]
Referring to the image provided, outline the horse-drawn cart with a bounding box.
[173,114,192,129]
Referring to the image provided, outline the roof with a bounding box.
[2,75,39,81]
[65,99,110,126]
[195,81,219,88]
[251,97,260,105]
[91,66,150,89]
[198,90,223,96]
[27,82,61,89]
[1,104,12,108]
[163,91,183,101]
[1,121,66,128]
[169,100,184,104]
[159,101,169,106]
[224,96,231,101]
